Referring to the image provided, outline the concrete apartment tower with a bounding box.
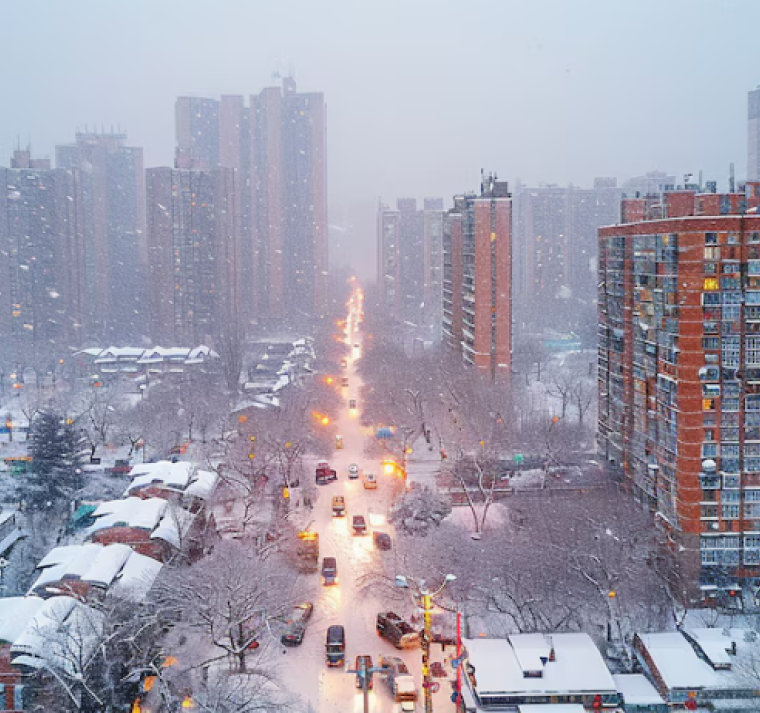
[598,181,760,602]
[443,173,512,383]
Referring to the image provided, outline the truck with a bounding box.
[376,612,421,649]
[295,531,319,573]
[378,655,418,708]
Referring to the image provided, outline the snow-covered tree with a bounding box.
[389,484,451,536]
[19,411,84,511]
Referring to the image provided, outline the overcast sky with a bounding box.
[2,0,759,274]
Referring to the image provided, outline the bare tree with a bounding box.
[153,541,305,673]
[388,484,452,537]
[447,450,503,538]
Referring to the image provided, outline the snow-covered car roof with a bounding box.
[124,460,195,496]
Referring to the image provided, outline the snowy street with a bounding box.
[279,297,457,713]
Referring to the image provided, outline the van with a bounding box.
[325,625,346,667]
[352,515,368,535]
[331,496,346,517]
[321,557,338,586]
[341,377,349,387]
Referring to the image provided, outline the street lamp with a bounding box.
[396,573,456,713]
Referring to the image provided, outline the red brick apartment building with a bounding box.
[598,181,760,599]
[443,173,512,382]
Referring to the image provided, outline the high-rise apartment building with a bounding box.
[443,174,512,382]
[377,197,444,340]
[513,179,621,333]
[145,167,241,344]
[56,132,146,341]
[174,78,327,328]
[0,150,85,347]
[749,87,760,182]
[598,182,760,598]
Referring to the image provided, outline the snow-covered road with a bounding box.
[280,296,456,713]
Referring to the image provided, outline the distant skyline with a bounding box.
[2,0,759,278]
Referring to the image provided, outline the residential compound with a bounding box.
[376,198,444,342]
[442,174,512,382]
[173,76,328,326]
[598,181,760,598]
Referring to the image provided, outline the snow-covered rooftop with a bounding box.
[184,469,219,500]
[124,460,195,496]
[86,497,168,535]
[0,597,45,644]
[613,673,665,706]
[151,507,194,548]
[11,596,104,675]
[110,551,162,601]
[30,543,104,592]
[463,633,617,697]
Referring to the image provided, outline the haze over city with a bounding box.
[3,2,760,711]
[2,0,759,276]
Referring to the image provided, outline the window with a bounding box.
[748,336,760,366]
[722,504,740,519]
[723,473,741,488]
[706,232,719,245]
[703,398,716,411]
[702,443,718,458]
[702,337,720,350]
[703,384,721,398]
[705,246,721,260]
[722,336,740,367]
[723,398,740,412]
[703,278,719,290]
[748,395,760,411]
[704,262,717,275]
[702,292,721,305]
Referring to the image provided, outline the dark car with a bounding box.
[373,532,392,550]
[321,557,338,586]
[352,515,368,535]
[355,654,374,689]
[281,603,314,646]
[326,625,346,667]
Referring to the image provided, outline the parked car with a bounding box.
[352,515,368,535]
[348,463,359,479]
[332,496,346,517]
[341,377,349,387]
[349,399,357,409]
[281,603,314,646]
[362,472,378,489]
[377,612,420,649]
[326,625,346,667]
[321,557,338,586]
[335,434,344,449]
[355,654,374,689]
[373,532,392,550]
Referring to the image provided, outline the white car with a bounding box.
[348,463,359,479]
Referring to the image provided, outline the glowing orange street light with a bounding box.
[325,376,334,385]
[321,416,330,426]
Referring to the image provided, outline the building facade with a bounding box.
[56,132,146,341]
[0,150,85,348]
[598,181,760,597]
[174,77,327,328]
[443,174,512,382]
[513,179,621,336]
[146,167,241,345]
[377,197,444,342]
[749,86,760,183]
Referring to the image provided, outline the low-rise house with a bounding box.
[10,596,104,690]
[460,633,619,711]
[634,627,760,711]
[29,543,162,602]
[0,597,46,711]
[612,674,667,712]
[124,461,195,501]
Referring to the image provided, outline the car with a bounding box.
[352,515,368,535]
[373,532,392,550]
[326,625,346,667]
[353,343,360,349]
[321,557,338,586]
[355,654,374,689]
[335,435,344,449]
[281,603,314,646]
[349,399,357,409]
[348,463,359,479]
[332,496,346,517]
[362,472,378,489]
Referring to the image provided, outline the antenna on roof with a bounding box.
[729,163,736,193]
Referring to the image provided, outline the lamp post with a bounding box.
[396,573,456,713]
